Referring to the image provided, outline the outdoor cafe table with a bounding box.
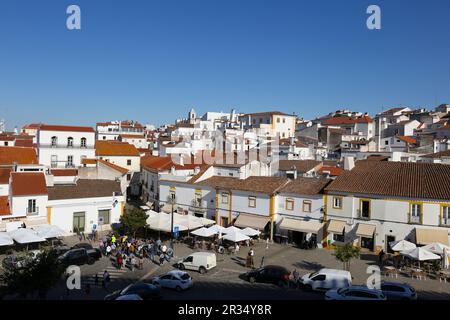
[438,270,450,283]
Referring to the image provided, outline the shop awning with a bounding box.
[234,214,270,230]
[416,227,449,245]
[327,220,346,234]
[355,223,376,238]
[279,218,322,234]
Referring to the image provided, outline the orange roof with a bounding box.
[11,172,47,196]
[0,168,11,184]
[0,196,10,215]
[22,123,42,130]
[40,124,95,133]
[324,115,373,125]
[0,146,38,165]
[397,136,417,145]
[319,166,345,176]
[14,139,34,147]
[51,169,78,177]
[141,155,200,172]
[119,134,145,139]
[81,158,98,165]
[95,140,140,156]
[98,159,129,174]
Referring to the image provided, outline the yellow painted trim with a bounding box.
[302,200,312,213]
[271,115,276,130]
[285,198,294,211]
[358,198,372,219]
[332,196,343,210]
[409,201,423,224]
[120,201,125,216]
[292,116,296,137]
[221,192,229,204]
[270,194,275,241]
[228,190,233,222]
[47,207,52,224]
[323,194,328,245]
[248,196,256,208]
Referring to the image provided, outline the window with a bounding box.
[228,173,233,177]
[103,136,106,140]
[410,203,422,224]
[385,140,389,145]
[67,155,74,167]
[277,117,280,123]
[360,199,371,219]
[4,142,8,146]
[333,233,345,242]
[51,136,57,147]
[98,209,110,225]
[285,198,294,211]
[51,155,58,168]
[442,206,450,225]
[67,137,73,147]
[282,118,286,123]
[333,196,343,209]
[127,173,131,181]
[311,274,326,281]
[282,132,286,138]
[127,159,132,166]
[221,192,229,204]
[248,196,256,208]
[27,199,37,214]
[303,200,312,213]
[81,137,87,148]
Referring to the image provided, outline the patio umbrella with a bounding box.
[389,239,416,252]
[191,227,216,238]
[146,211,188,232]
[422,242,450,255]
[200,217,216,226]
[400,247,441,261]
[207,224,226,234]
[222,231,250,243]
[175,214,203,230]
[32,225,67,239]
[223,226,242,234]
[8,228,46,244]
[241,227,261,237]
[0,232,14,246]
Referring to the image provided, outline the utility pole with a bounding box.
[170,193,176,252]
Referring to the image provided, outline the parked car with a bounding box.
[325,286,386,301]
[243,265,290,287]
[72,243,93,250]
[115,294,143,301]
[150,270,194,292]
[2,250,42,269]
[380,281,417,300]
[300,268,352,291]
[176,252,216,274]
[52,245,71,256]
[104,282,160,300]
[57,248,100,267]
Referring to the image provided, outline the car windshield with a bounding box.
[309,271,319,279]
[121,284,133,294]
[180,273,190,280]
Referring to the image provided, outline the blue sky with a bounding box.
[0,0,449,129]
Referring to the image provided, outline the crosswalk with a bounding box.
[81,266,129,286]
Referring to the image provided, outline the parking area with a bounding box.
[30,236,450,300]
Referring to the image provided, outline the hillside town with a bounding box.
[0,104,450,300]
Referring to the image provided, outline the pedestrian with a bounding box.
[266,238,269,249]
[159,253,165,266]
[130,255,137,271]
[161,244,167,254]
[106,245,112,257]
[293,269,300,289]
[111,234,116,245]
[138,256,144,270]
[249,248,255,268]
[103,270,110,289]
[260,256,265,268]
[235,243,240,254]
[117,254,123,270]
[378,249,385,267]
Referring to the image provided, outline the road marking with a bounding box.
[139,265,159,281]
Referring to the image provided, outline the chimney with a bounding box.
[343,156,355,171]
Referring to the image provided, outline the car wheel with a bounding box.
[249,276,256,284]
[87,258,95,265]
[175,286,182,292]
[178,264,185,270]
[199,266,206,274]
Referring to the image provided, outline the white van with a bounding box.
[177,252,217,274]
[300,268,352,291]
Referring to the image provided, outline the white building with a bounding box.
[95,140,141,177]
[37,124,96,168]
[96,120,145,141]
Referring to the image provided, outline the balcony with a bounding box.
[189,199,207,214]
[26,207,39,216]
[357,209,371,220]
[51,161,76,169]
[408,214,421,224]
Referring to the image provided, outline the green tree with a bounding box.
[0,248,65,299]
[119,207,149,237]
[333,243,360,271]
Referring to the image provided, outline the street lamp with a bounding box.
[169,193,176,252]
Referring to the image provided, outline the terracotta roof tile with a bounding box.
[48,179,122,200]
[318,166,345,176]
[81,158,98,165]
[98,159,129,174]
[11,172,47,196]
[421,149,450,159]
[279,177,331,195]
[96,140,140,156]
[397,136,417,145]
[14,139,34,147]
[40,124,95,133]
[197,176,290,194]
[0,168,11,184]
[0,146,38,165]
[324,115,373,125]
[325,161,450,200]
[51,169,78,177]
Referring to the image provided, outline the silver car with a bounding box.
[325,286,386,301]
[380,282,417,300]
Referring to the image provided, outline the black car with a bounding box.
[244,265,291,286]
[104,282,161,300]
[72,243,93,250]
[57,248,100,266]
